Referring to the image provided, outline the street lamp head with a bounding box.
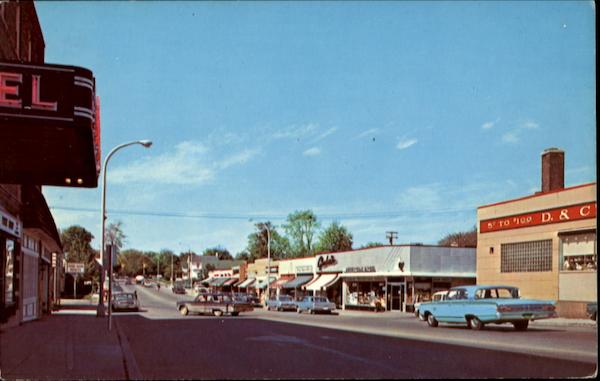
[139,140,153,148]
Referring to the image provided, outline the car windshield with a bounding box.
[314,297,328,303]
[114,294,134,301]
[279,296,292,301]
[475,288,519,299]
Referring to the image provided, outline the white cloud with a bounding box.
[501,119,540,144]
[108,141,259,185]
[521,121,539,129]
[501,131,520,144]
[272,123,319,140]
[481,121,495,130]
[354,128,381,139]
[303,147,321,156]
[396,138,418,150]
[311,127,338,143]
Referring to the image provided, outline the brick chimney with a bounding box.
[541,148,565,193]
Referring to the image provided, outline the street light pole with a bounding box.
[97,140,152,325]
[266,224,271,307]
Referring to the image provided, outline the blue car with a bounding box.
[419,285,557,331]
[296,296,336,314]
[266,295,297,311]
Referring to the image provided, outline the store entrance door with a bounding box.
[387,283,404,311]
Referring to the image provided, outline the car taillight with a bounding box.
[497,305,513,312]
[542,304,556,311]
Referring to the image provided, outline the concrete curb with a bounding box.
[115,318,143,380]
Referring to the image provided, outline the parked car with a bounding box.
[172,284,186,294]
[177,292,253,317]
[143,279,153,287]
[586,302,597,321]
[135,275,144,284]
[267,295,298,311]
[296,296,336,314]
[419,285,556,331]
[111,292,139,312]
[414,291,448,319]
[245,293,261,307]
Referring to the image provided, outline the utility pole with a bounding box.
[171,253,174,287]
[386,231,398,245]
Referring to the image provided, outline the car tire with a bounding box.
[213,310,223,317]
[469,317,484,330]
[298,309,302,314]
[414,309,419,318]
[277,307,282,312]
[180,306,189,316]
[231,312,239,317]
[427,314,438,327]
[309,309,314,315]
[513,321,529,331]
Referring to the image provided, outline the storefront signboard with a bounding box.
[480,202,596,233]
[345,266,376,273]
[317,255,337,271]
[0,61,100,187]
[295,265,313,274]
[66,262,85,274]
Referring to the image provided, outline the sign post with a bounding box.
[66,262,85,299]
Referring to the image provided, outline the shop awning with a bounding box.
[21,185,62,251]
[305,273,340,291]
[255,276,277,290]
[237,278,255,288]
[273,277,293,289]
[282,275,313,289]
[209,277,230,287]
[223,277,239,287]
[232,278,246,287]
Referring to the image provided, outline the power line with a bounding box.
[48,205,475,221]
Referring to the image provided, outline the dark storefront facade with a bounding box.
[1,1,99,327]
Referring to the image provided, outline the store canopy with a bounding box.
[255,276,277,290]
[232,278,246,287]
[237,278,256,288]
[273,277,293,289]
[209,277,230,287]
[305,273,340,292]
[282,275,313,289]
[0,61,100,187]
[223,277,239,287]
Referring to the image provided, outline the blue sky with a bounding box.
[37,1,596,255]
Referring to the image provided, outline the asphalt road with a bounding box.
[112,283,597,379]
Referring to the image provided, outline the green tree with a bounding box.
[359,242,385,249]
[315,221,353,254]
[203,246,233,260]
[235,251,250,261]
[283,210,320,257]
[60,225,97,281]
[105,221,126,249]
[438,226,477,248]
[246,222,290,261]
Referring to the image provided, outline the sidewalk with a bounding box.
[0,299,128,380]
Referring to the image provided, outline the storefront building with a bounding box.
[245,258,278,302]
[276,256,315,301]
[477,148,596,318]
[1,2,100,328]
[312,245,476,312]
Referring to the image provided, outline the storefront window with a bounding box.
[345,281,385,308]
[561,232,597,271]
[4,239,15,305]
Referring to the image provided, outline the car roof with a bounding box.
[450,285,518,293]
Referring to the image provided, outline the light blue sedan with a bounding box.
[419,285,557,331]
[296,296,336,314]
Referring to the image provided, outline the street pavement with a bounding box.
[0,290,597,379]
